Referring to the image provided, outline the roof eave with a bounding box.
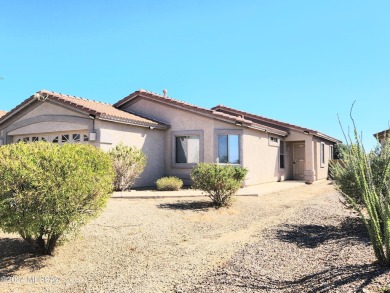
[314,132,342,143]
[213,105,341,143]
[0,96,36,125]
[114,91,141,108]
[117,91,251,127]
[98,115,169,130]
[248,124,288,136]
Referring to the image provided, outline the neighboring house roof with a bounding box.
[212,105,341,143]
[373,129,389,139]
[114,89,288,136]
[0,110,7,118]
[0,90,169,129]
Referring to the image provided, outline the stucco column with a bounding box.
[304,137,316,183]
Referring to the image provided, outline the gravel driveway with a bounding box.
[1,181,389,292]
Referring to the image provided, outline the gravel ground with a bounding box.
[1,181,389,292]
[181,188,390,293]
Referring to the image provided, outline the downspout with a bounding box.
[88,114,97,141]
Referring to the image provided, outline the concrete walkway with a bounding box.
[111,180,307,199]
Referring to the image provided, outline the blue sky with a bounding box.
[1,1,389,149]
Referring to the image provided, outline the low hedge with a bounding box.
[156,176,183,191]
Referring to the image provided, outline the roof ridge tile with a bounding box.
[40,90,113,106]
[212,104,340,142]
[0,89,169,129]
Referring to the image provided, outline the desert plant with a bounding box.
[191,163,248,207]
[108,143,147,191]
[330,151,364,205]
[331,107,390,266]
[0,142,114,255]
[156,176,183,191]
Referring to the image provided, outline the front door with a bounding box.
[293,143,305,180]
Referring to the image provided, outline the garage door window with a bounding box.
[14,132,89,145]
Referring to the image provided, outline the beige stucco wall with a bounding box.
[8,121,88,135]
[124,99,244,184]
[95,119,166,187]
[0,101,93,145]
[14,101,85,124]
[243,128,284,185]
[314,139,333,180]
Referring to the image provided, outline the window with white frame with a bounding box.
[218,134,240,164]
[320,142,325,166]
[279,141,285,169]
[175,135,200,163]
[329,145,334,160]
[269,135,280,146]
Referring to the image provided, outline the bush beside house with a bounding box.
[109,143,147,191]
[156,176,183,191]
[0,142,114,255]
[191,163,248,208]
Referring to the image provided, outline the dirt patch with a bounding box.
[1,181,388,292]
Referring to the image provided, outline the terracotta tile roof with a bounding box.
[115,89,288,136]
[0,90,169,129]
[0,110,7,118]
[212,105,341,143]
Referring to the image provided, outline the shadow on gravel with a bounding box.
[275,216,370,248]
[0,237,45,278]
[285,263,389,293]
[222,263,389,293]
[157,200,214,211]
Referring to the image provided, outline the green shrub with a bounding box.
[330,157,364,205]
[156,176,183,191]
[108,143,147,191]
[0,142,114,255]
[191,163,248,208]
[331,115,390,266]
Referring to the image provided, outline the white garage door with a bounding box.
[14,131,90,145]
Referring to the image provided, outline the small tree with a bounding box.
[0,142,114,255]
[108,143,147,191]
[331,107,390,266]
[191,163,248,207]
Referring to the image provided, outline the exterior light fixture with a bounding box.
[89,132,97,141]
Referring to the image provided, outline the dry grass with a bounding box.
[1,181,388,292]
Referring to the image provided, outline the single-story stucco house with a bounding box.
[0,89,340,187]
[374,129,389,145]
